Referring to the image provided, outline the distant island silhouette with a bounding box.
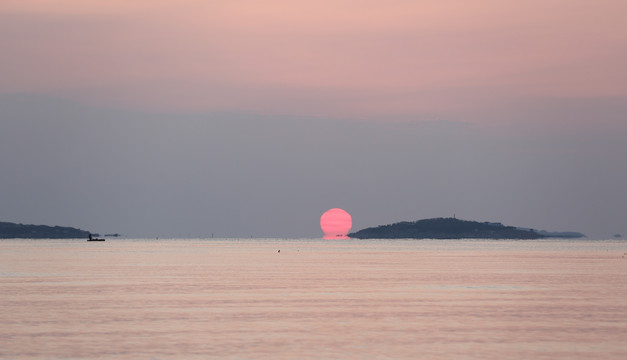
[349,217,585,239]
[0,221,90,239]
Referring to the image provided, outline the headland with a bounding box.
[0,221,90,239]
[349,217,585,239]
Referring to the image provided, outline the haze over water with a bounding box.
[1,238,626,359]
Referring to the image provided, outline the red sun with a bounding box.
[320,208,352,239]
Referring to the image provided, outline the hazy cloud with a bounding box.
[1,94,625,238]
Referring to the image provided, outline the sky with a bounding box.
[1,0,626,238]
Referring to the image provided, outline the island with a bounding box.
[0,221,90,239]
[348,217,585,239]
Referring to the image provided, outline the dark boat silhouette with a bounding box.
[87,234,105,242]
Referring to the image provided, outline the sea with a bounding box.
[1,238,626,359]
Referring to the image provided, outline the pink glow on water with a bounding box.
[0,239,626,359]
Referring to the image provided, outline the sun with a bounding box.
[320,208,352,239]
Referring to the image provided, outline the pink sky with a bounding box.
[2,0,626,123]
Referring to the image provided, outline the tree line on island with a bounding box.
[348,217,585,239]
[0,221,90,239]
[1,218,585,239]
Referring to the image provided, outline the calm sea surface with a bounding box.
[1,238,626,359]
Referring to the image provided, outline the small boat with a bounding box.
[87,234,105,242]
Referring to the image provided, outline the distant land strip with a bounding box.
[0,221,90,239]
[349,217,585,239]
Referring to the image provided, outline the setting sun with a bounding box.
[320,208,352,239]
